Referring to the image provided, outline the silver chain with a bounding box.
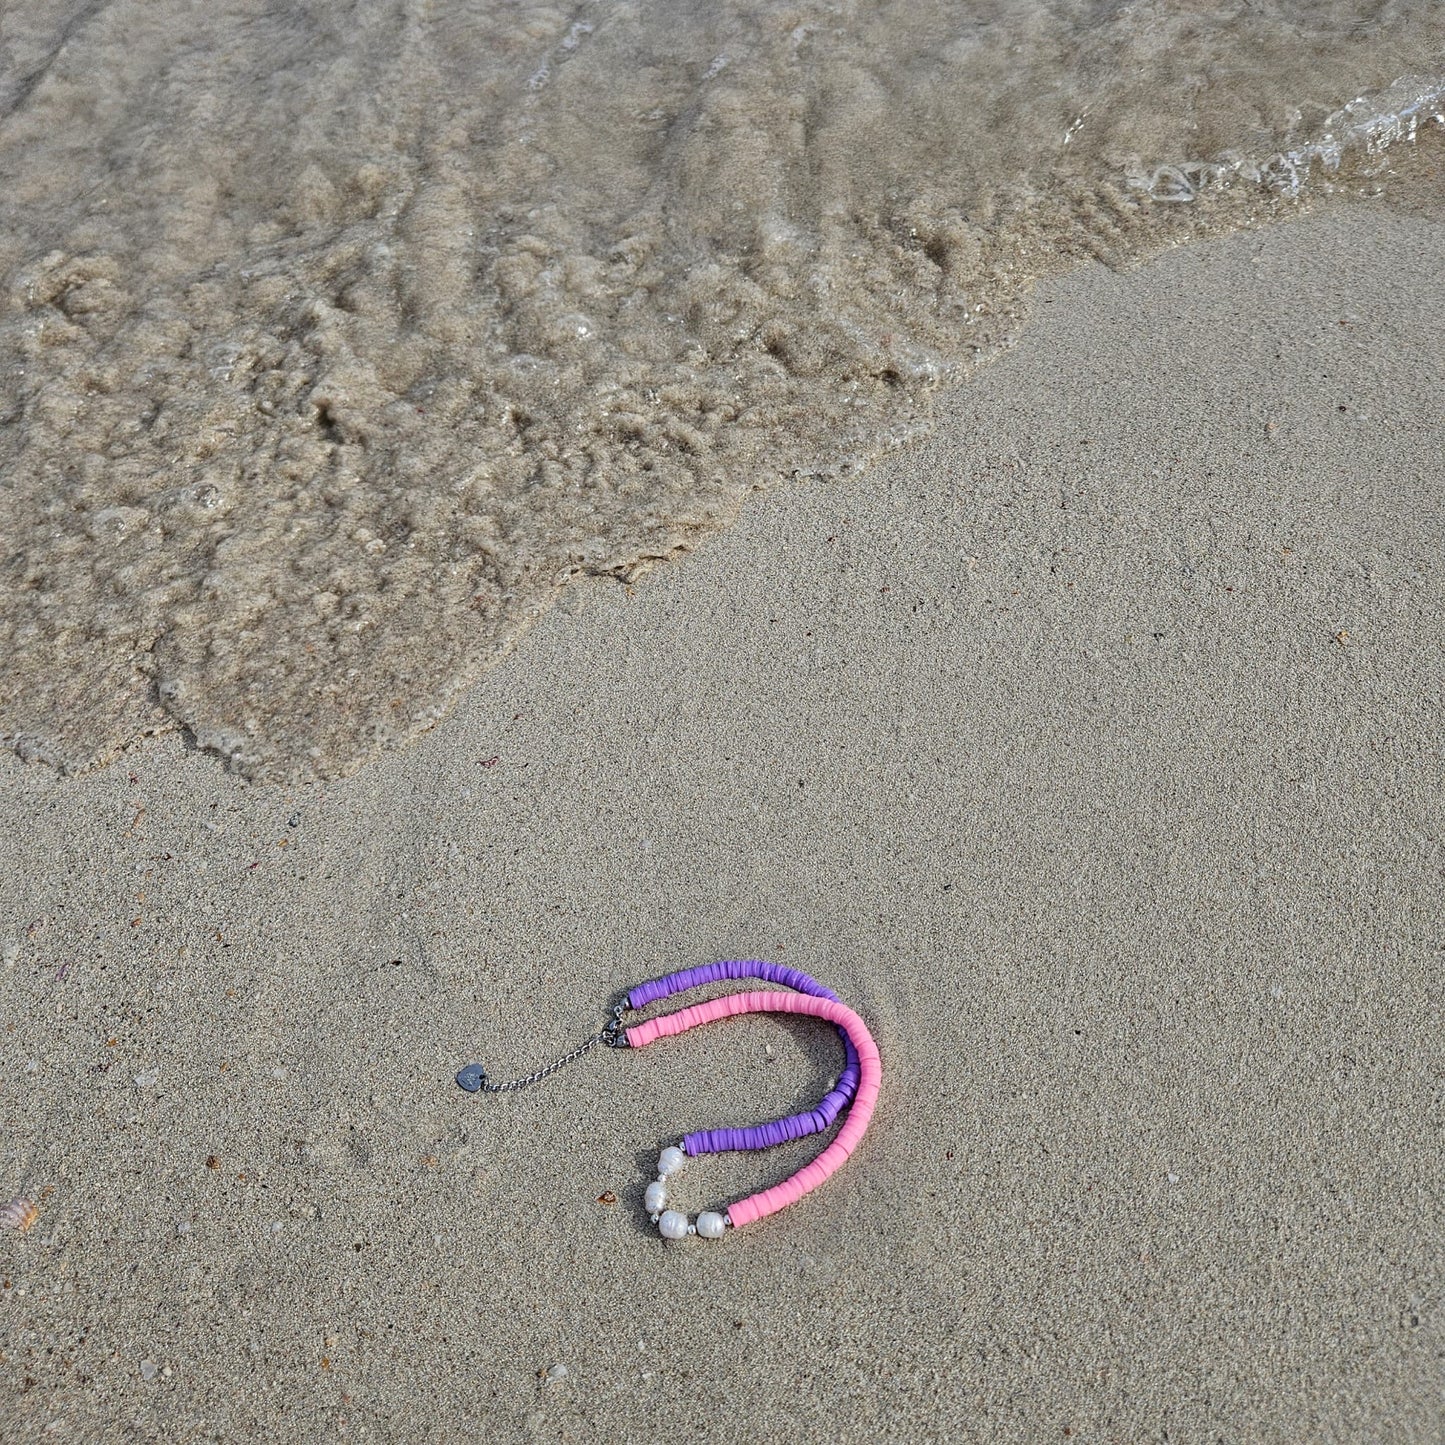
[465,1004,628,1094]
[474,1030,605,1093]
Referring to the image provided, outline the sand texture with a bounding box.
[1,210,1442,1442]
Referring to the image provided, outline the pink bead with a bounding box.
[625,990,882,1228]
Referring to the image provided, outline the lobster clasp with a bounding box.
[601,1002,629,1048]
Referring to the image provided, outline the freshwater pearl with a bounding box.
[696,1211,726,1239]
[658,1146,687,1177]
[644,1180,668,1213]
[658,1210,689,1240]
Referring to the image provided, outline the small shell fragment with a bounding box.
[0,1197,39,1233]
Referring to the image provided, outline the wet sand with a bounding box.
[2,208,1442,1442]
[7,2,1444,782]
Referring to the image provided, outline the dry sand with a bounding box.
[2,208,1442,1442]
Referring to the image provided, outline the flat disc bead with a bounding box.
[658,1210,689,1240]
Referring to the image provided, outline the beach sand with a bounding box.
[2,207,1442,1442]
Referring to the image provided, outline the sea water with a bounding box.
[2,0,1441,778]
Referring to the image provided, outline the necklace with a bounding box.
[455,959,882,1240]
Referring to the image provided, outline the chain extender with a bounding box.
[455,1004,629,1094]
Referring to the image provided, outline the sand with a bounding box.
[2,207,1442,1442]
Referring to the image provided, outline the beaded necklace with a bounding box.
[456,960,882,1240]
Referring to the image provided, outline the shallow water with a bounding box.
[2,1,1442,779]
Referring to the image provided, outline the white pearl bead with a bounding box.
[658,1210,689,1240]
[644,1180,668,1213]
[696,1211,726,1239]
[658,1146,686,1177]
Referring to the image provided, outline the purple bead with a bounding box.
[626,959,860,1156]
